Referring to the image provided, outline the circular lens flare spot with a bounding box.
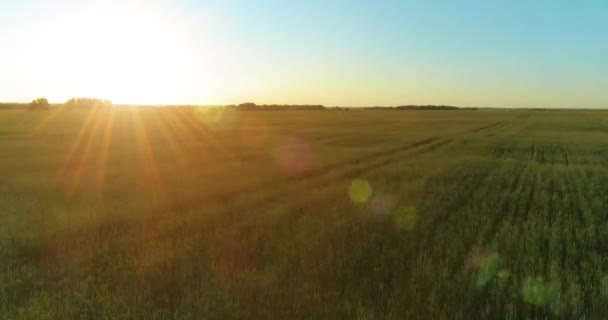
[349,179,372,204]
[393,206,417,231]
[497,269,511,281]
[475,253,500,288]
[276,138,315,177]
[195,107,238,131]
[370,194,395,215]
[522,277,560,306]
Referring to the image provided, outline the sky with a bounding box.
[1,0,608,107]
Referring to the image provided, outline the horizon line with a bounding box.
[1,101,607,110]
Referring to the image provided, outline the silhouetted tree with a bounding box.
[29,98,50,110]
[395,105,459,110]
[65,98,112,109]
[238,102,258,110]
[233,103,326,111]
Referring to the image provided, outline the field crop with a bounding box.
[2,107,608,319]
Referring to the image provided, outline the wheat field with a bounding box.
[2,107,608,319]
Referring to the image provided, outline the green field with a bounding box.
[2,107,608,319]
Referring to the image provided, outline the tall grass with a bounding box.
[2,107,608,318]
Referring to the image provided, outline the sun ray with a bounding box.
[66,107,109,197]
[163,107,201,147]
[151,108,189,169]
[28,108,64,137]
[54,106,102,186]
[173,107,237,160]
[132,108,166,201]
[156,107,210,167]
[96,107,115,198]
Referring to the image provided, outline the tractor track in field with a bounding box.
[411,112,536,249]
[429,156,534,272]
[480,160,530,246]
[563,170,594,309]
[181,114,521,212]
[413,161,498,254]
[113,112,535,252]
[283,111,531,190]
[157,112,530,227]
[471,121,507,133]
[172,136,456,217]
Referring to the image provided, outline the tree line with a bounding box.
[23,98,113,110]
[224,103,477,111]
[8,98,477,111]
[362,105,477,110]
[226,102,326,111]
[64,98,112,108]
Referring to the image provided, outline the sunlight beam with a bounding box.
[132,108,166,201]
[54,107,102,188]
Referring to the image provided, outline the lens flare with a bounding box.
[474,253,500,288]
[348,179,372,204]
[497,269,511,281]
[522,276,560,306]
[194,107,238,132]
[369,194,394,215]
[276,138,315,177]
[393,206,417,230]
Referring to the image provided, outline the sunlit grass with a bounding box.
[2,107,608,318]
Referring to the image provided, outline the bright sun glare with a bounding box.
[42,0,211,105]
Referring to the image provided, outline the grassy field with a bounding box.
[2,107,608,319]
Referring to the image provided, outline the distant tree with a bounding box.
[395,105,459,110]
[234,103,326,111]
[29,98,50,110]
[238,102,258,110]
[65,98,112,109]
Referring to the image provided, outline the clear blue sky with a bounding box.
[1,0,608,107]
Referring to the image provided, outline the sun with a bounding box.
[47,0,212,105]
